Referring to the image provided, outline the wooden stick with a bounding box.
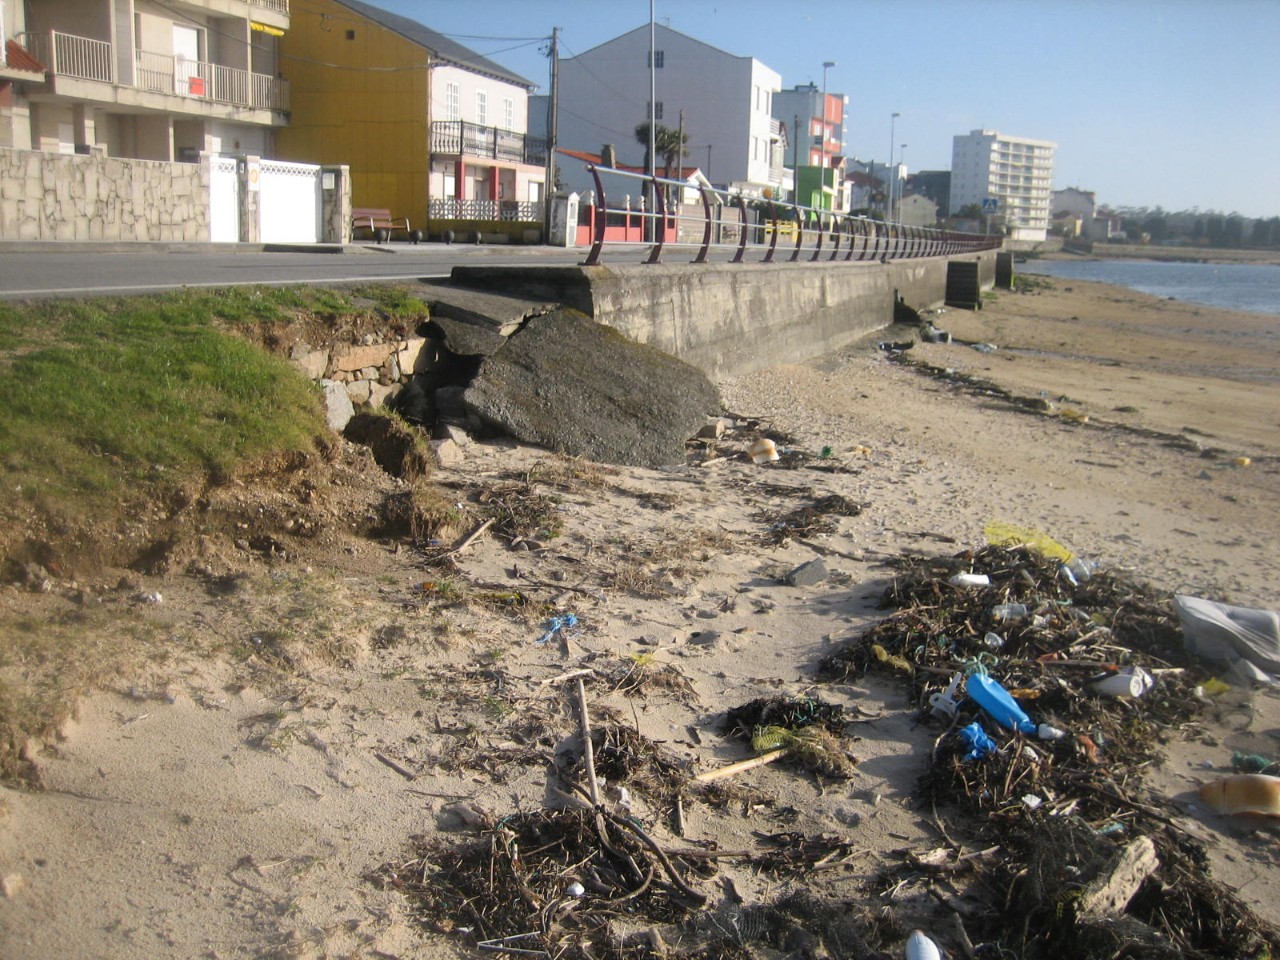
[435,517,494,560]
[693,749,787,783]
[373,751,416,780]
[537,667,596,688]
[574,677,601,805]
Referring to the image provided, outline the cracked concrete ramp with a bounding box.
[463,308,720,467]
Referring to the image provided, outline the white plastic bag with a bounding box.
[1175,595,1280,683]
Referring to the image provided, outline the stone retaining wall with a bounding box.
[0,146,351,243]
[0,145,210,242]
[289,334,433,429]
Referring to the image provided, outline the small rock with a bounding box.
[429,438,465,468]
[696,418,728,440]
[784,558,828,587]
[2,873,26,899]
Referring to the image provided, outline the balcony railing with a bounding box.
[429,198,542,222]
[251,0,290,12]
[25,30,287,112]
[430,120,547,166]
[25,31,112,83]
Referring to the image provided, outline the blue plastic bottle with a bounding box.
[966,673,1036,735]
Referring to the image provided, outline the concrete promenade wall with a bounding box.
[452,251,997,379]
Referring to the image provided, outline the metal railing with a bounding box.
[430,120,548,166]
[251,0,290,12]
[430,198,541,222]
[577,164,1002,266]
[25,31,286,111]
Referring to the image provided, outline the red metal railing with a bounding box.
[577,165,1001,266]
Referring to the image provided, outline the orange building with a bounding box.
[276,0,546,236]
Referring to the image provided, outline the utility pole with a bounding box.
[646,0,656,241]
[543,27,558,239]
[676,109,684,210]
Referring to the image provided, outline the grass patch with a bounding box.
[0,290,328,515]
[0,285,434,786]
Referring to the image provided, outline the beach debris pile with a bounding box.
[820,541,1280,959]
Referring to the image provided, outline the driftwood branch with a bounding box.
[578,680,601,808]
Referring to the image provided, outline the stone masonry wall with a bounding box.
[289,333,436,431]
[0,145,210,242]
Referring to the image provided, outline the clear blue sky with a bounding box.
[368,0,1279,218]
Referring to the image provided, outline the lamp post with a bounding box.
[899,143,907,220]
[820,61,835,168]
[888,111,899,221]
[821,60,835,211]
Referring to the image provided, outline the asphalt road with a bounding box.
[0,243,594,300]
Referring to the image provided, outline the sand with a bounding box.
[1,274,1277,958]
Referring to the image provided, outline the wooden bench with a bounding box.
[351,207,422,244]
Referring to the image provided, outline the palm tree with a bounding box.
[634,122,689,183]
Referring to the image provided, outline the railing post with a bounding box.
[580,165,607,266]
[763,201,780,263]
[644,174,666,264]
[730,195,749,263]
[693,185,714,263]
[789,205,804,262]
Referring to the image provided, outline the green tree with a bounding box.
[957,203,983,220]
[1224,215,1245,247]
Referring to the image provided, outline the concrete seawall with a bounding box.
[451,251,997,379]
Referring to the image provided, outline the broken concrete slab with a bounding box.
[463,308,720,468]
[427,315,508,358]
[421,280,558,338]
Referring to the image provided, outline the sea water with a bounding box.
[1021,259,1280,316]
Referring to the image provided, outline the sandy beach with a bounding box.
[1,272,1278,958]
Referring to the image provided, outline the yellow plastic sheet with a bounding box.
[983,520,1074,562]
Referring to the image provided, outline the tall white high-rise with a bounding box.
[950,129,1055,242]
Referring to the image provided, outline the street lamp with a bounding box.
[820,61,835,170]
[900,143,907,216]
[888,111,899,220]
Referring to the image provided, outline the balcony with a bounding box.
[430,120,547,167]
[24,30,288,113]
[251,0,290,12]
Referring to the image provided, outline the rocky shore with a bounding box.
[1,274,1277,959]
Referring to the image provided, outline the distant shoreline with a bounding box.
[1035,242,1280,266]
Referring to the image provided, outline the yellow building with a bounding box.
[277,0,545,238]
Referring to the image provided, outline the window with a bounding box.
[445,81,460,121]
[476,90,487,126]
[503,97,514,130]
[647,50,664,68]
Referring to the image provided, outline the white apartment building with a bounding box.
[550,23,785,197]
[2,0,288,160]
[950,129,1055,242]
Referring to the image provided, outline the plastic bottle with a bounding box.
[965,672,1036,735]
[905,930,942,960]
[992,602,1029,622]
[948,573,990,587]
